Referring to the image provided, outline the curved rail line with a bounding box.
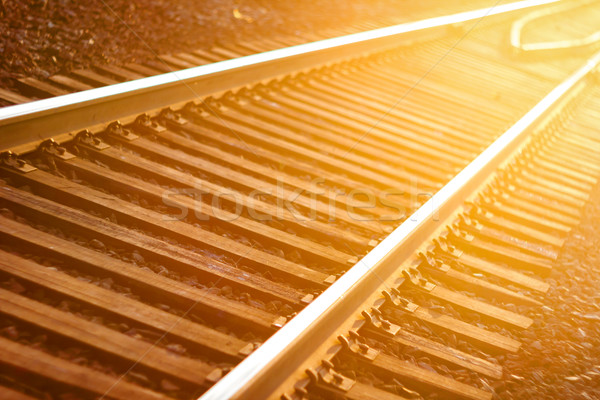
[510,0,600,54]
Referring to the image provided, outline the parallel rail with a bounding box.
[205,46,600,400]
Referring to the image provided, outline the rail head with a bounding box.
[0,0,559,154]
[199,48,600,400]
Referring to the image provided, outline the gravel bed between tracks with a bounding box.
[497,182,600,399]
[0,0,494,91]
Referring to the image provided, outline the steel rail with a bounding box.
[200,49,600,400]
[510,0,600,53]
[0,0,558,154]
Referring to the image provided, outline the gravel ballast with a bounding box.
[0,0,492,91]
[498,182,600,400]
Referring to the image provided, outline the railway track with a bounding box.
[0,1,599,399]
